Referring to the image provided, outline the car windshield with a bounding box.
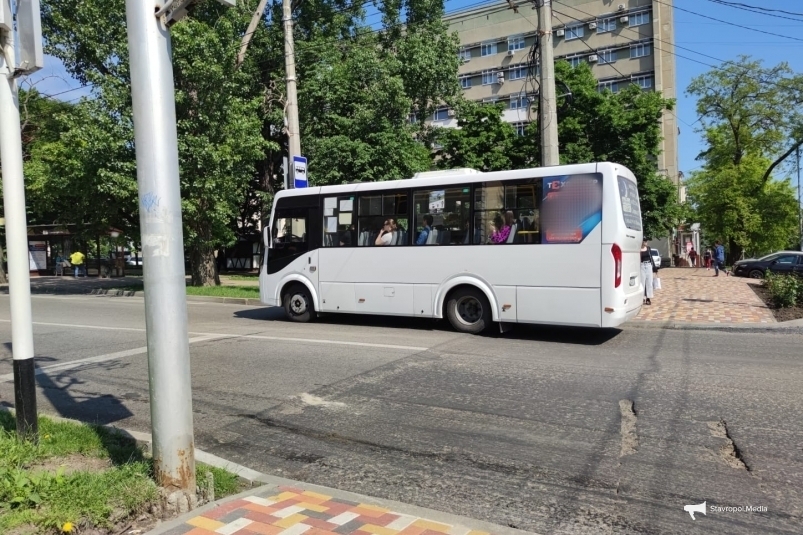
[756,253,782,261]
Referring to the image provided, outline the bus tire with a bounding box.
[283,284,317,323]
[446,287,491,334]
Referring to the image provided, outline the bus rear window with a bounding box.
[617,176,642,231]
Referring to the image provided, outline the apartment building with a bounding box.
[435,0,679,259]
[438,0,678,186]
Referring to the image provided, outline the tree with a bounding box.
[42,0,268,285]
[687,56,803,186]
[434,62,681,239]
[686,155,799,259]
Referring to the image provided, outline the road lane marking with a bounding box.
[0,319,430,352]
[0,335,222,382]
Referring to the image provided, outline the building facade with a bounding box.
[438,0,678,258]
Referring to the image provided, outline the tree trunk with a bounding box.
[728,237,743,266]
[190,245,220,286]
[0,241,7,284]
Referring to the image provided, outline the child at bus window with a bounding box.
[416,215,433,245]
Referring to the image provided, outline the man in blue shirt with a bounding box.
[416,215,433,245]
[713,240,726,277]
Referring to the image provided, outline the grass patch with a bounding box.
[0,412,243,533]
[196,464,242,498]
[185,285,260,299]
[222,274,259,281]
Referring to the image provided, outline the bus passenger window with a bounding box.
[413,187,470,245]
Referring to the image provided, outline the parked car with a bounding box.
[732,251,803,278]
[650,249,661,269]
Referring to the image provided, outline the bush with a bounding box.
[764,272,803,308]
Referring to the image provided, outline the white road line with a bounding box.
[0,319,430,352]
[0,335,221,382]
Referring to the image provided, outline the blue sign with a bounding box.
[293,155,308,188]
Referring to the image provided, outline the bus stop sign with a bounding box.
[293,155,308,188]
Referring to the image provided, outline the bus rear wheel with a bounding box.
[446,287,491,334]
[283,284,317,323]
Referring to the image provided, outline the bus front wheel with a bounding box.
[446,287,491,334]
[283,284,317,323]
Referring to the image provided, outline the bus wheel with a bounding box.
[446,287,491,334]
[283,284,317,323]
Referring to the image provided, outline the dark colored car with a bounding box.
[732,251,803,279]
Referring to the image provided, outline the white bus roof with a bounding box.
[274,162,634,199]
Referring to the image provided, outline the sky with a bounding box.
[26,0,803,190]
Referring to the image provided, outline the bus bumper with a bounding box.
[601,301,642,328]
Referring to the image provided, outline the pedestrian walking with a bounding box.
[689,247,698,268]
[703,248,712,270]
[713,240,726,277]
[69,250,86,277]
[641,240,658,305]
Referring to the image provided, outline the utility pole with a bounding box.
[283,0,301,188]
[537,0,559,166]
[797,146,802,251]
[125,0,235,506]
[0,0,43,443]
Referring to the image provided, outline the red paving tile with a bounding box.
[203,499,251,520]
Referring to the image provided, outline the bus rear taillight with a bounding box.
[611,243,622,288]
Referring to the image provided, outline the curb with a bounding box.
[625,319,803,332]
[0,286,264,306]
[0,405,531,535]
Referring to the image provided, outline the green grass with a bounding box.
[0,412,241,533]
[185,285,260,299]
[222,274,259,281]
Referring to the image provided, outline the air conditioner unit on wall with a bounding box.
[507,49,515,56]
[556,28,565,37]
[447,109,456,117]
[589,54,599,62]
[588,22,597,30]
[618,3,626,11]
[497,73,505,84]
[620,16,629,23]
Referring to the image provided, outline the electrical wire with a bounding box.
[705,0,803,21]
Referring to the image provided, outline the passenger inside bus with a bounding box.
[339,224,356,246]
[415,215,433,245]
[375,219,397,246]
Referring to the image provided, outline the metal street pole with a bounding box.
[537,0,559,167]
[0,23,38,442]
[283,0,300,187]
[125,0,195,502]
[797,146,802,251]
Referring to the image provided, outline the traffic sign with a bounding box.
[293,155,308,188]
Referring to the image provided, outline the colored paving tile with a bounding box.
[167,488,498,535]
[632,268,775,324]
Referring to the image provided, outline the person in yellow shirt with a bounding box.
[69,250,85,277]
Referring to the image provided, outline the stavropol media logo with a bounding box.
[684,501,706,520]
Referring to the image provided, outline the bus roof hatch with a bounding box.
[412,168,482,179]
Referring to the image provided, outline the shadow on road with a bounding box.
[232,307,622,345]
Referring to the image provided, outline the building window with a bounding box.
[632,75,653,89]
[598,49,616,64]
[630,43,651,58]
[629,11,650,27]
[482,70,496,85]
[598,80,619,93]
[565,24,584,41]
[407,113,417,124]
[509,64,527,80]
[508,34,525,51]
[510,96,530,110]
[597,17,617,33]
[512,122,528,136]
[458,48,471,62]
[481,41,498,56]
[566,55,583,68]
[460,75,471,89]
[482,97,498,105]
[433,108,450,121]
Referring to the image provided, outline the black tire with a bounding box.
[446,287,492,334]
[282,284,317,323]
[749,269,764,279]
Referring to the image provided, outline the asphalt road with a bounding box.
[0,293,801,535]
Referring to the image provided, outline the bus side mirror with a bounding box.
[263,225,270,247]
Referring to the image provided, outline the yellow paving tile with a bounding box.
[360,524,399,535]
[302,490,332,501]
[270,491,302,502]
[467,531,490,535]
[187,516,225,531]
[273,513,308,528]
[412,520,452,533]
[297,502,329,513]
[358,504,391,514]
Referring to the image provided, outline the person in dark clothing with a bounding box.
[640,240,658,305]
[339,224,356,246]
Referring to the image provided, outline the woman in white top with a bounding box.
[375,218,397,246]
